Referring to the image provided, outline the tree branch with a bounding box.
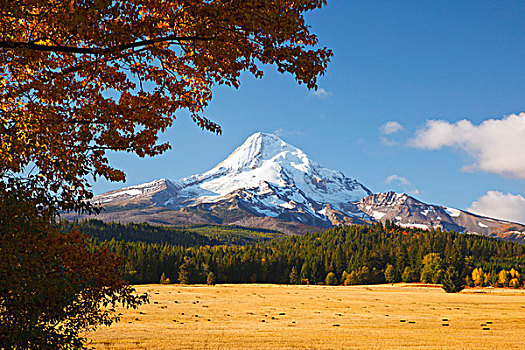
[0,35,216,55]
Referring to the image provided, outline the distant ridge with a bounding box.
[357,192,525,244]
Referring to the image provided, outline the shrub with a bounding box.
[325,272,338,286]
[160,272,171,284]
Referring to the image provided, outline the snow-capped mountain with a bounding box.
[82,132,525,243]
[89,132,372,233]
[166,132,371,210]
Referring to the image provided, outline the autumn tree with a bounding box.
[1,0,331,348]
[160,272,171,284]
[497,269,510,287]
[384,264,397,284]
[471,267,485,287]
[0,186,148,349]
[401,266,416,283]
[510,268,520,280]
[343,271,359,286]
[509,277,520,289]
[420,253,443,284]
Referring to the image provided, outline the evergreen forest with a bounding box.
[66,220,525,290]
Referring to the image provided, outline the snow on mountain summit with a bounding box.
[94,132,372,225]
[171,132,372,209]
[213,132,289,171]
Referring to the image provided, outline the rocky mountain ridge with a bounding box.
[356,192,525,243]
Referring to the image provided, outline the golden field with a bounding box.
[87,284,525,349]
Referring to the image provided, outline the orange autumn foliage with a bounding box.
[0,0,332,209]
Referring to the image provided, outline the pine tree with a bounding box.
[358,266,371,284]
[441,242,466,293]
[207,271,216,286]
[300,262,309,284]
[442,266,465,293]
[334,246,346,276]
[289,266,300,285]
[178,260,191,284]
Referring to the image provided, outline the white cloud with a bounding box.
[384,175,420,196]
[385,175,410,186]
[273,128,305,138]
[408,112,525,179]
[380,121,404,135]
[468,191,525,224]
[310,88,332,99]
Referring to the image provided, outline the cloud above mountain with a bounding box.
[468,191,525,224]
[409,113,525,179]
[384,175,420,195]
[273,128,305,138]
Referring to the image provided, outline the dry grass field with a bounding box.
[87,284,525,349]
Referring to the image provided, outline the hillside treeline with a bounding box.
[89,221,524,288]
[59,219,282,246]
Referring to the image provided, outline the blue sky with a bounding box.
[92,1,525,223]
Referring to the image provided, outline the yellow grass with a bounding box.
[88,284,525,349]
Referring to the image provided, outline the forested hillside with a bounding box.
[60,220,284,246]
[84,221,524,287]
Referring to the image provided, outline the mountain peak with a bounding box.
[212,132,303,173]
[247,131,282,142]
[169,131,372,219]
[92,132,372,227]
